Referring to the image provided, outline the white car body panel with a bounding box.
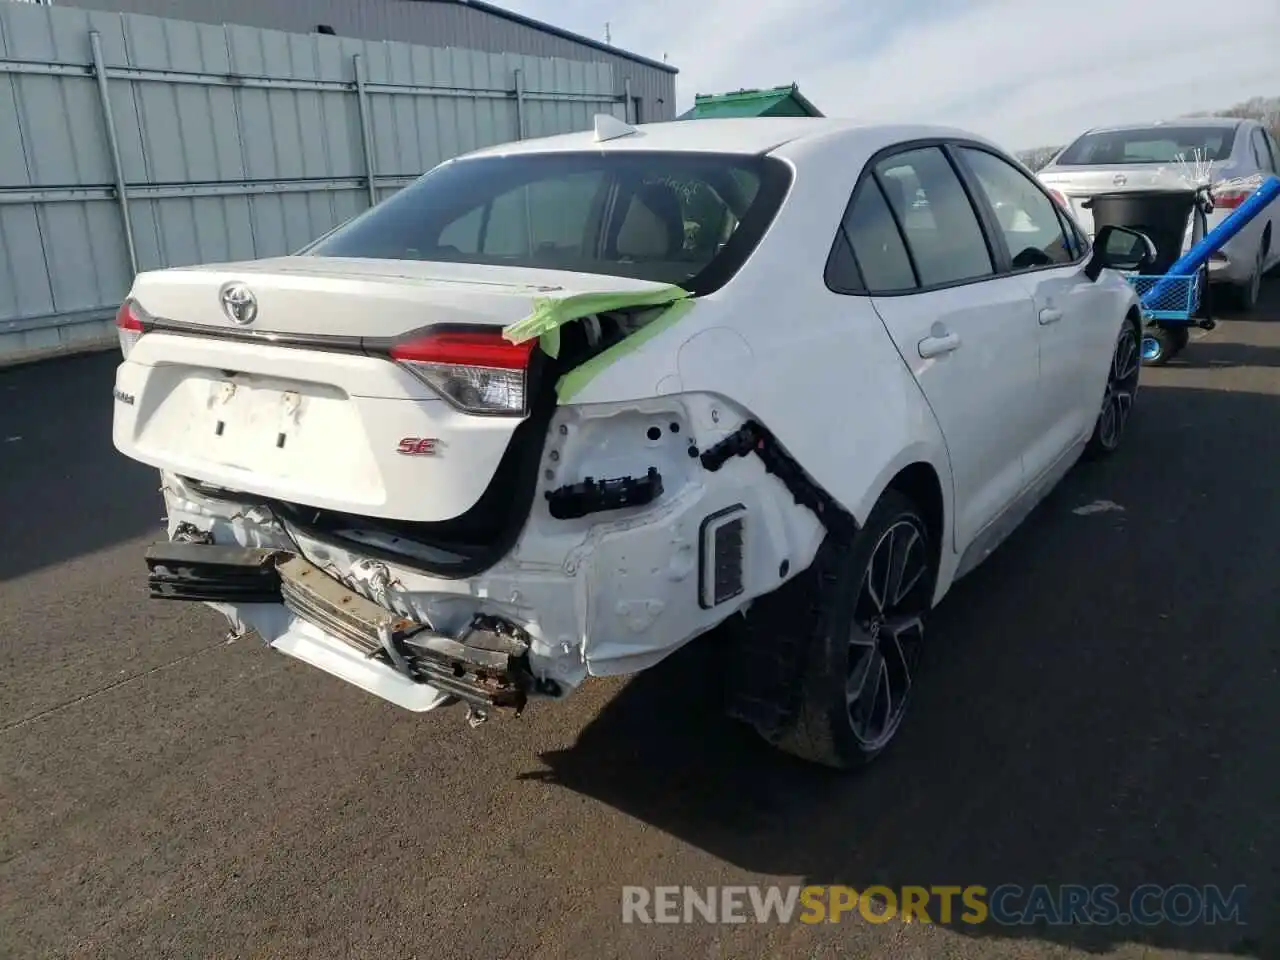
[867,278,1037,551]
[112,117,1140,717]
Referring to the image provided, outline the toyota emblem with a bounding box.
[1113,173,1127,187]
[219,282,258,326]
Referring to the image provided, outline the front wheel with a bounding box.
[1223,245,1264,313]
[768,490,937,769]
[1086,321,1141,459]
[1139,324,1188,367]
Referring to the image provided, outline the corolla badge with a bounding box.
[219,282,258,326]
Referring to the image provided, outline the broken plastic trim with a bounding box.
[700,420,858,539]
[545,467,664,520]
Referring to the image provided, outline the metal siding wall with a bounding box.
[0,2,628,360]
[47,0,678,123]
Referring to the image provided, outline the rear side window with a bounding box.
[874,147,993,287]
[303,152,788,295]
[1055,125,1237,165]
[835,179,917,293]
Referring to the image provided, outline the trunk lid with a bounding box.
[113,258,674,523]
[1039,162,1239,238]
[131,256,672,338]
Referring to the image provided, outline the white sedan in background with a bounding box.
[1038,117,1280,311]
[112,116,1147,769]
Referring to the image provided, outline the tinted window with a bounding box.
[1055,125,1236,165]
[304,152,785,294]
[960,147,1076,268]
[841,179,916,292]
[1250,129,1275,172]
[1266,131,1280,171]
[874,148,992,287]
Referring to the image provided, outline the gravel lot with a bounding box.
[2,282,1278,959]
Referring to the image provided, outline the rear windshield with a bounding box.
[303,151,791,294]
[1054,125,1238,165]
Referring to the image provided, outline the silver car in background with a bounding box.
[1037,118,1280,310]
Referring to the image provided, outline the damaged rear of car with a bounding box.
[114,132,835,726]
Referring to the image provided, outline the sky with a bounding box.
[497,0,1280,150]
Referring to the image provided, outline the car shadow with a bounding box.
[520,384,1279,958]
[0,351,163,582]
[1164,341,1280,368]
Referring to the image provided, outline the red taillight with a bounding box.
[1212,189,1249,210]
[389,328,535,416]
[115,300,144,332]
[389,329,534,369]
[1049,189,1069,209]
[115,299,145,357]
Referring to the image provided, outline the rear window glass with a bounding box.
[1055,125,1237,165]
[303,151,789,294]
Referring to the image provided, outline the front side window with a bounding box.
[959,147,1076,269]
[874,147,993,287]
[1055,125,1237,165]
[304,151,787,294]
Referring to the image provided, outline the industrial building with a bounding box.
[33,0,677,123]
[0,0,678,363]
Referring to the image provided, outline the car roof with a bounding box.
[457,117,988,160]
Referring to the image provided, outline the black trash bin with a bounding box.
[1083,189,1196,274]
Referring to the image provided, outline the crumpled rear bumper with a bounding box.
[146,540,549,713]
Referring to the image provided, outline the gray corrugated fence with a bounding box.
[0,1,627,363]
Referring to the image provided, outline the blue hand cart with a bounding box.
[1087,185,1213,366]
[1087,174,1280,366]
[1123,269,1207,365]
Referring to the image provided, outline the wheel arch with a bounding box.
[1125,304,1142,336]
[854,449,951,580]
[884,460,946,575]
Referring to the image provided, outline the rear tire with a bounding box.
[767,490,936,769]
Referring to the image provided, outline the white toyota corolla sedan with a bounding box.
[112,115,1149,769]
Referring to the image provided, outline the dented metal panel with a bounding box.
[0,1,635,363]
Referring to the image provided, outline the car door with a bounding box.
[1248,126,1280,273]
[954,145,1113,480]
[838,144,1040,551]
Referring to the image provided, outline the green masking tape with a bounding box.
[555,298,696,403]
[503,284,691,358]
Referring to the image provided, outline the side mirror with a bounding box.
[1085,225,1157,281]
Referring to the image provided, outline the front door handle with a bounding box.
[918,331,961,358]
[1039,307,1063,324]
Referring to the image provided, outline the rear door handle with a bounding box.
[1039,308,1063,325]
[918,331,961,358]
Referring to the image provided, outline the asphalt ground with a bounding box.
[1,280,1278,960]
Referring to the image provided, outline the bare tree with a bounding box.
[1185,95,1279,141]
[1018,145,1063,172]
